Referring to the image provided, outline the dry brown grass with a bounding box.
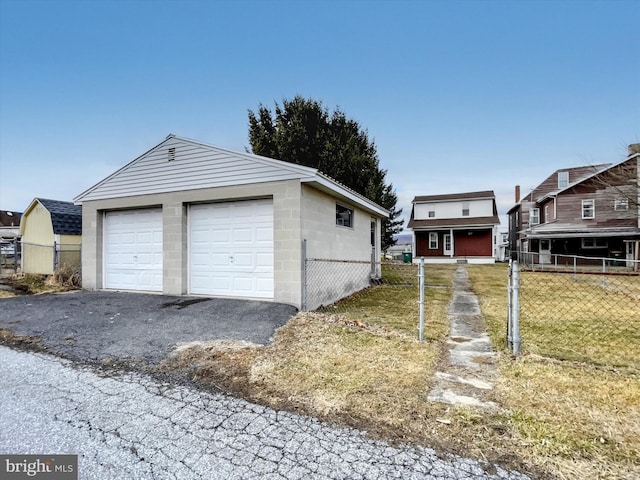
[162,310,538,473]
[160,263,639,478]
[2,272,80,295]
[468,264,640,480]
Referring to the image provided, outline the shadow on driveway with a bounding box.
[0,291,297,366]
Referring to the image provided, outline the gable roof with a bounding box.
[407,190,499,229]
[74,134,389,218]
[22,198,82,235]
[553,153,639,197]
[520,164,610,204]
[412,190,495,203]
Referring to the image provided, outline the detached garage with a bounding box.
[74,134,388,309]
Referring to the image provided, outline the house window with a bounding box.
[336,204,353,227]
[544,205,549,223]
[529,208,540,225]
[558,171,569,188]
[615,198,629,211]
[428,210,435,218]
[429,232,438,249]
[582,199,595,219]
[582,238,607,249]
[462,201,469,217]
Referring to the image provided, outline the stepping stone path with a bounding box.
[428,266,499,409]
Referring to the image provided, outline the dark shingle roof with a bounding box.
[407,215,500,229]
[37,199,82,235]
[412,190,495,203]
[0,210,22,227]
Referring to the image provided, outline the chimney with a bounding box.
[515,185,521,203]
[629,143,640,156]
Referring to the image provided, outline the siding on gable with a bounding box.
[414,198,494,220]
[78,138,313,202]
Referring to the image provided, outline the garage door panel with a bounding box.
[256,227,272,242]
[104,209,162,292]
[232,253,253,267]
[256,253,273,268]
[233,228,253,243]
[189,199,273,298]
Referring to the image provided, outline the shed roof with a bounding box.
[32,199,82,235]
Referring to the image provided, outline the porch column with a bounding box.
[450,228,454,258]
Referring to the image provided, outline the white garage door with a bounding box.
[104,209,163,291]
[190,199,273,298]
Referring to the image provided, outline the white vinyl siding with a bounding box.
[77,139,315,202]
[104,209,163,291]
[414,198,493,219]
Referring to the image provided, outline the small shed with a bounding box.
[20,198,82,274]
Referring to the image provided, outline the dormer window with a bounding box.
[558,171,568,188]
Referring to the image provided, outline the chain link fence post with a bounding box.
[511,260,521,355]
[507,259,513,350]
[418,257,425,342]
[301,239,307,311]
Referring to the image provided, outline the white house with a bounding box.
[407,191,500,263]
[74,134,388,310]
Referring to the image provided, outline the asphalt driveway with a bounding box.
[0,291,297,366]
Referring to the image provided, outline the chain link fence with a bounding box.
[0,238,20,276]
[508,257,640,369]
[301,257,451,342]
[303,259,419,310]
[17,241,82,275]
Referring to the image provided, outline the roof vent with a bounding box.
[168,147,176,162]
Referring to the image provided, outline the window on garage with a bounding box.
[336,204,353,227]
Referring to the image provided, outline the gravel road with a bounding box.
[0,346,531,479]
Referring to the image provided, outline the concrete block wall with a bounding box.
[80,180,304,307]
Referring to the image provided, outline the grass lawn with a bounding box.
[468,264,640,480]
[162,263,639,479]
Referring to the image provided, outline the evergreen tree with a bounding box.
[248,96,402,250]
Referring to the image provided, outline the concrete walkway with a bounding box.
[428,266,499,409]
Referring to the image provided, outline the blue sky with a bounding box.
[1,0,638,231]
